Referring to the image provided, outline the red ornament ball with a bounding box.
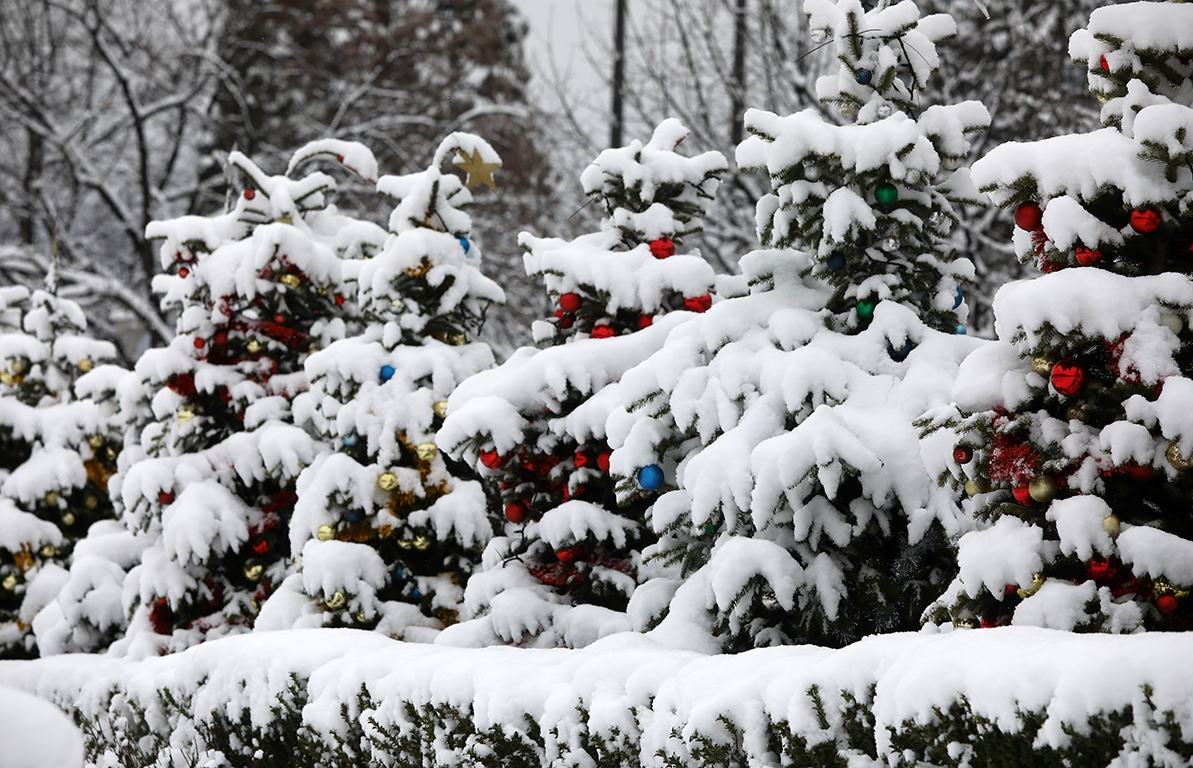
[1014,201,1044,231]
[1075,245,1102,266]
[1128,463,1156,482]
[1099,54,1110,72]
[178,267,190,278]
[559,292,582,313]
[273,313,286,325]
[158,491,175,506]
[1130,207,1162,233]
[1012,485,1034,506]
[1050,359,1086,396]
[684,293,713,313]
[252,538,271,555]
[193,337,206,349]
[953,445,974,464]
[557,545,587,564]
[479,450,503,469]
[244,188,255,200]
[638,314,654,329]
[213,331,228,347]
[592,325,617,339]
[334,294,345,306]
[649,238,676,259]
[574,450,593,469]
[504,501,528,524]
[1158,594,1179,614]
[1089,557,1112,580]
[597,450,612,473]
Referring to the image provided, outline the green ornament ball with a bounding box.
[875,182,898,205]
[857,299,876,320]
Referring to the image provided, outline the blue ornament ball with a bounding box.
[342,432,359,448]
[953,286,964,309]
[889,340,916,362]
[345,510,364,523]
[954,324,967,335]
[458,237,471,254]
[855,69,873,85]
[380,364,396,382]
[638,464,665,491]
[827,252,846,271]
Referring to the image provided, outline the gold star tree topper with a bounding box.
[453,148,501,190]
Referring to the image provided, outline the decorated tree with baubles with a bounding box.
[98,141,387,654]
[603,0,990,652]
[0,283,125,658]
[921,1,1193,634]
[255,134,505,640]
[435,119,725,648]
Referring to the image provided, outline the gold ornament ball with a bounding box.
[1167,439,1193,471]
[1031,354,1056,376]
[247,339,263,353]
[953,616,977,630]
[356,609,368,622]
[1017,572,1045,599]
[326,591,346,610]
[1066,403,1087,422]
[45,492,60,507]
[274,214,293,225]
[0,372,11,386]
[280,274,301,288]
[78,358,93,372]
[317,524,336,541]
[84,495,98,510]
[433,400,449,419]
[88,433,104,448]
[1028,475,1059,504]
[964,478,991,497]
[2,574,17,591]
[177,405,195,425]
[1103,513,1121,538]
[61,512,76,526]
[10,360,24,375]
[416,442,438,462]
[243,559,265,581]
[450,333,467,346]
[40,544,58,558]
[378,472,399,491]
[413,535,431,551]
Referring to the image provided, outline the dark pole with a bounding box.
[731,0,747,146]
[611,0,626,147]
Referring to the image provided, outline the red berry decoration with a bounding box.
[1014,201,1044,231]
[1074,245,1102,266]
[178,267,190,278]
[684,293,713,313]
[638,314,654,329]
[1050,359,1086,396]
[953,445,973,464]
[1012,485,1034,505]
[1130,207,1161,233]
[504,501,528,524]
[559,292,582,313]
[479,450,503,469]
[243,188,255,200]
[649,238,676,259]
[592,325,617,339]
[597,450,612,473]
[1158,594,1179,614]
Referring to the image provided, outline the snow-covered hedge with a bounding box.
[1,627,1191,767]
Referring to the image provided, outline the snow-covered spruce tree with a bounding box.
[256,134,505,640]
[98,142,386,654]
[436,119,725,647]
[922,1,1193,633]
[0,283,125,658]
[606,0,990,651]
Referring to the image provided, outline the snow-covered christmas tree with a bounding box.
[437,119,726,647]
[54,141,388,655]
[256,134,505,640]
[607,0,990,651]
[0,281,125,658]
[924,0,1193,633]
